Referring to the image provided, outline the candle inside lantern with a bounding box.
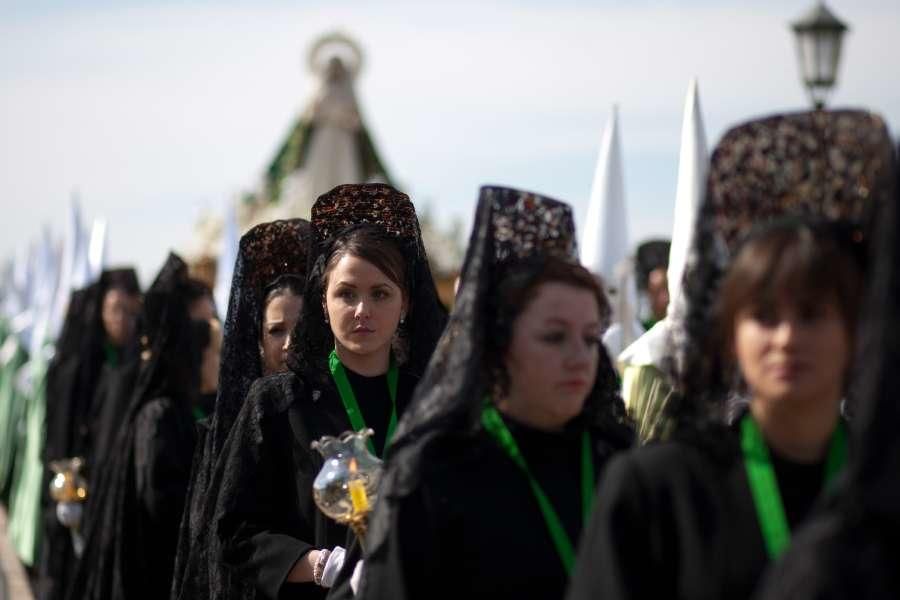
[347,458,370,514]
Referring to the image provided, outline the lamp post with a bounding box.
[791,2,849,110]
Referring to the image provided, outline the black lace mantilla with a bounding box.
[756,146,900,600]
[669,109,895,441]
[67,253,204,600]
[484,186,578,263]
[288,184,446,387]
[172,219,312,600]
[705,110,891,250]
[311,183,422,248]
[366,186,633,560]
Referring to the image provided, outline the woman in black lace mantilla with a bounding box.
[38,268,141,600]
[65,253,218,600]
[566,110,895,600]
[172,218,312,600]
[348,186,634,600]
[755,147,900,600]
[211,183,446,600]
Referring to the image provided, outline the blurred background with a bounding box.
[2,0,899,286]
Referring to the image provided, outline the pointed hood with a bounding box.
[667,77,708,321]
[582,106,637,358]
[618,79,708,370]
[581,105,628,283]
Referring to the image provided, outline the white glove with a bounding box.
[320,545,345,588]
[350,560,364,596]
[56,502,83,529]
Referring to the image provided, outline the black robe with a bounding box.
[39,347,138,600]
[567,423,832,600]
[86,357,142,471]
[355,417,624,600]
[214,365,417,600]
[132,396,198,600]
[753,511,900,600]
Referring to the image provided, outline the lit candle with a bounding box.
[347,458,370,514]
[348,478,369,514]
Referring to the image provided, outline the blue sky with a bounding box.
[2,0,899,284]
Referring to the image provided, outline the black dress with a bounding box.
[567,422,832,600]
[172,219,312,600]
[132,395,198,600]
[40,349,138,600]
[63,254,205,600]
[86,357,141,469]
[39,280,139,600]
[358,416,623,600]
[214,366,417,600]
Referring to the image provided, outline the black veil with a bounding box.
[43,268,141,466]
[198,185,446,600]
[66,253,205,600]
[39,268,140,600]
[287,183,447,384]
[665,110,895,449]
[209,219,312,451]
[172,218,312,600]
[364,186,634,563]
[755,151,900,599]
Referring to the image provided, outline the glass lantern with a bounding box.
[48,457,88,504]
[311,429,383,544]
[48,456,89,556]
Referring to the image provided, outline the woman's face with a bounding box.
[734,294,851,410]
[101,288,140,347]
[501,282,602,430]
[260,292,303,376]
[324,254,406,361]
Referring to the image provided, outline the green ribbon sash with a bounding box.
[741,413,847,559]
[481,403,595,574]
[328,350,398,458]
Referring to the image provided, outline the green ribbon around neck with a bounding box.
[741,413,847,560]
[328,350,398,458]
[481,403,595,575]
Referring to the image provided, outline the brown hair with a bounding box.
[322,225,407,295]
[715,220,866,363]
[486,256,611,395]
[260,274,305,339]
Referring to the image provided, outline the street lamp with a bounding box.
[791,1,849,110]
